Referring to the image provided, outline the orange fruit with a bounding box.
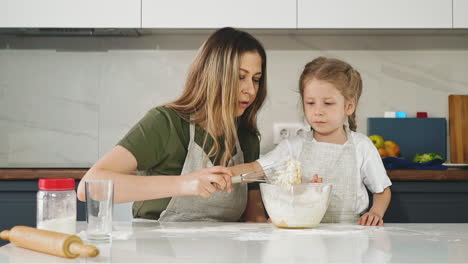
[384,141,400,157]
[378,148,388,158]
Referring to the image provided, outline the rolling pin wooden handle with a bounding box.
[69,242,99,257]
[0,230,10,241]
[0,226,99,259]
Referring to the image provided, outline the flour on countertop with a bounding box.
[149,224,374,241]
[150,226,243,233]
[235,232,274,241]
[77,230,133,240]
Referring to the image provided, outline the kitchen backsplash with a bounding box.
[1,32,468,167]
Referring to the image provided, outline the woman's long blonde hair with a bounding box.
[166,27,267,166]
[299,57,362,131]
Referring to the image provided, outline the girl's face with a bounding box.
[303,78,355,136]
[236,51,262,117]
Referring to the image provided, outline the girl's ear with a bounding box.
[345,100,356,116]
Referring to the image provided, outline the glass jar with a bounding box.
[36,178,77,234]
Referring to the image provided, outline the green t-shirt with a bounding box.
[118,106,260,219]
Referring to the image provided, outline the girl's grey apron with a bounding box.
[297,130,359,223]
[158,123,247,222]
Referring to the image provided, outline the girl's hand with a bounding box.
[179,166,233,198]
[358,210,384,226]
[309,174,323,183]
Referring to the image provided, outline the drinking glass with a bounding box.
[85,180,113,241]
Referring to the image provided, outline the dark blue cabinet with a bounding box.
[0,180,85,246]
[370,181,468,223]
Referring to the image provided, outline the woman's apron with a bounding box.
[158,123,248,222]
[297,131,359,223]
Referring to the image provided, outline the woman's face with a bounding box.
[236,51,262,117]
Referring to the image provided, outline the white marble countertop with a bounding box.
[1,222,467,263]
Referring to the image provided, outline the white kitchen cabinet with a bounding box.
[0,0,141,28]
[298,0,452,28]
[454,0,468,28]
[142,0,296,29]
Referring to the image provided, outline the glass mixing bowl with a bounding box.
[260,183,332,228]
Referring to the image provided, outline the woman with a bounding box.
[77,27,267,222]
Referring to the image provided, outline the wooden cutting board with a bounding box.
[449,95,468,163]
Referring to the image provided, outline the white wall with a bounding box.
[1,31,468,219]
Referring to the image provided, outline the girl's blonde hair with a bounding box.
[299,57,362,131]
[166,27,267,166]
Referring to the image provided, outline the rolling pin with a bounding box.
[0,226,99,259]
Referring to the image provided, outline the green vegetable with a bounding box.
[413,153,444,163]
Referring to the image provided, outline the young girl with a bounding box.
[77,27,267,222]
[241,57,392,226]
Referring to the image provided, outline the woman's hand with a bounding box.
[178,166,233,198]
[358,210,384,226]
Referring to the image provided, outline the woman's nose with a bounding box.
[241,80,256,95]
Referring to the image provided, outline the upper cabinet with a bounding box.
[141,0,296,29]
[0,0,465,29]
[0,0,141,28]
[454,0,468,28]
[298,0,452,29]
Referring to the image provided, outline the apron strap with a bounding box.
[234,136,242,154]
[189,122,195,142]
[188,118,243,165]
[187,116,197,153]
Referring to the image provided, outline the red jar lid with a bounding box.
[417,112,428,118]
[38,178,75,191]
